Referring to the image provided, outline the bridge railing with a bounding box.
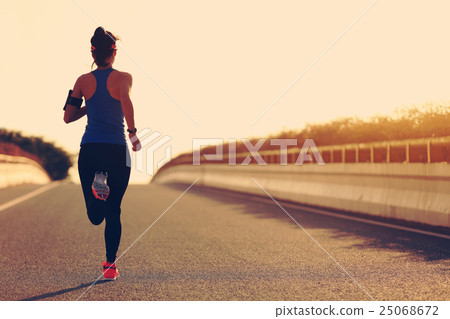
[153,136,450,228]
[316,136,450,164]
[0,154,50,189]
[156,136,450,176]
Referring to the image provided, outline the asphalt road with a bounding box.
[0,182,449,301]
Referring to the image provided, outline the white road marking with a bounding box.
[280,201,450,241]
[0,182,61,213]
[202,187,450,240]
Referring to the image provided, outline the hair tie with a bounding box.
[111,44,116,50]
[91,45,96,51]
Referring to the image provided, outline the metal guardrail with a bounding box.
[0,142,42,166]
[0,154,51,181]
[0,154,46,169]
[155,136,450,176]
[308,136,450,164]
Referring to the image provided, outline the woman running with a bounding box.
[64,27,140,280]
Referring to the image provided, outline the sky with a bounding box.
[1,0,450,183]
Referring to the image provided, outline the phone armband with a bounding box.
[63,90,83,110]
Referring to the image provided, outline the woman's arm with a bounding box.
[64,106,87,123]
[64,76,87,124]
[120,72,141,151]
[119,73,135,130]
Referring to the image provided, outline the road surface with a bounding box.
[0,182,448,301]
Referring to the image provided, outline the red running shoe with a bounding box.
[102,260,119,280]
[92,172,110,201]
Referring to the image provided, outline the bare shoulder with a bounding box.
[77,72,93,82]
[114,70,132,84]
[74,72,94,88]
[72,72,93,97]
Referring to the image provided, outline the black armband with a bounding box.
[63,90,83,110]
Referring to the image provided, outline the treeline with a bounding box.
[0,129,72,180]
[201,103,450,154]
[285,103,450,147]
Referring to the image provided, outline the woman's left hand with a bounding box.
[129,133,141,152]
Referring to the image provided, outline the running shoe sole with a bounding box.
[92,172,110,201]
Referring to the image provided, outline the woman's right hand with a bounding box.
[129,133,142,152]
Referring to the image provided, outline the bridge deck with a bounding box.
[0,183,448,301]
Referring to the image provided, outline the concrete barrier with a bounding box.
[152,163,450,228]
[0,154,51,189]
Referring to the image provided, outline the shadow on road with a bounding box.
[165,183,450,263]
[20,280,111,301]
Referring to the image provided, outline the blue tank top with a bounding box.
[81,68,126,146]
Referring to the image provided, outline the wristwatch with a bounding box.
[127,128,137,134]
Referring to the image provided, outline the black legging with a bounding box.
[78,143,131,263]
